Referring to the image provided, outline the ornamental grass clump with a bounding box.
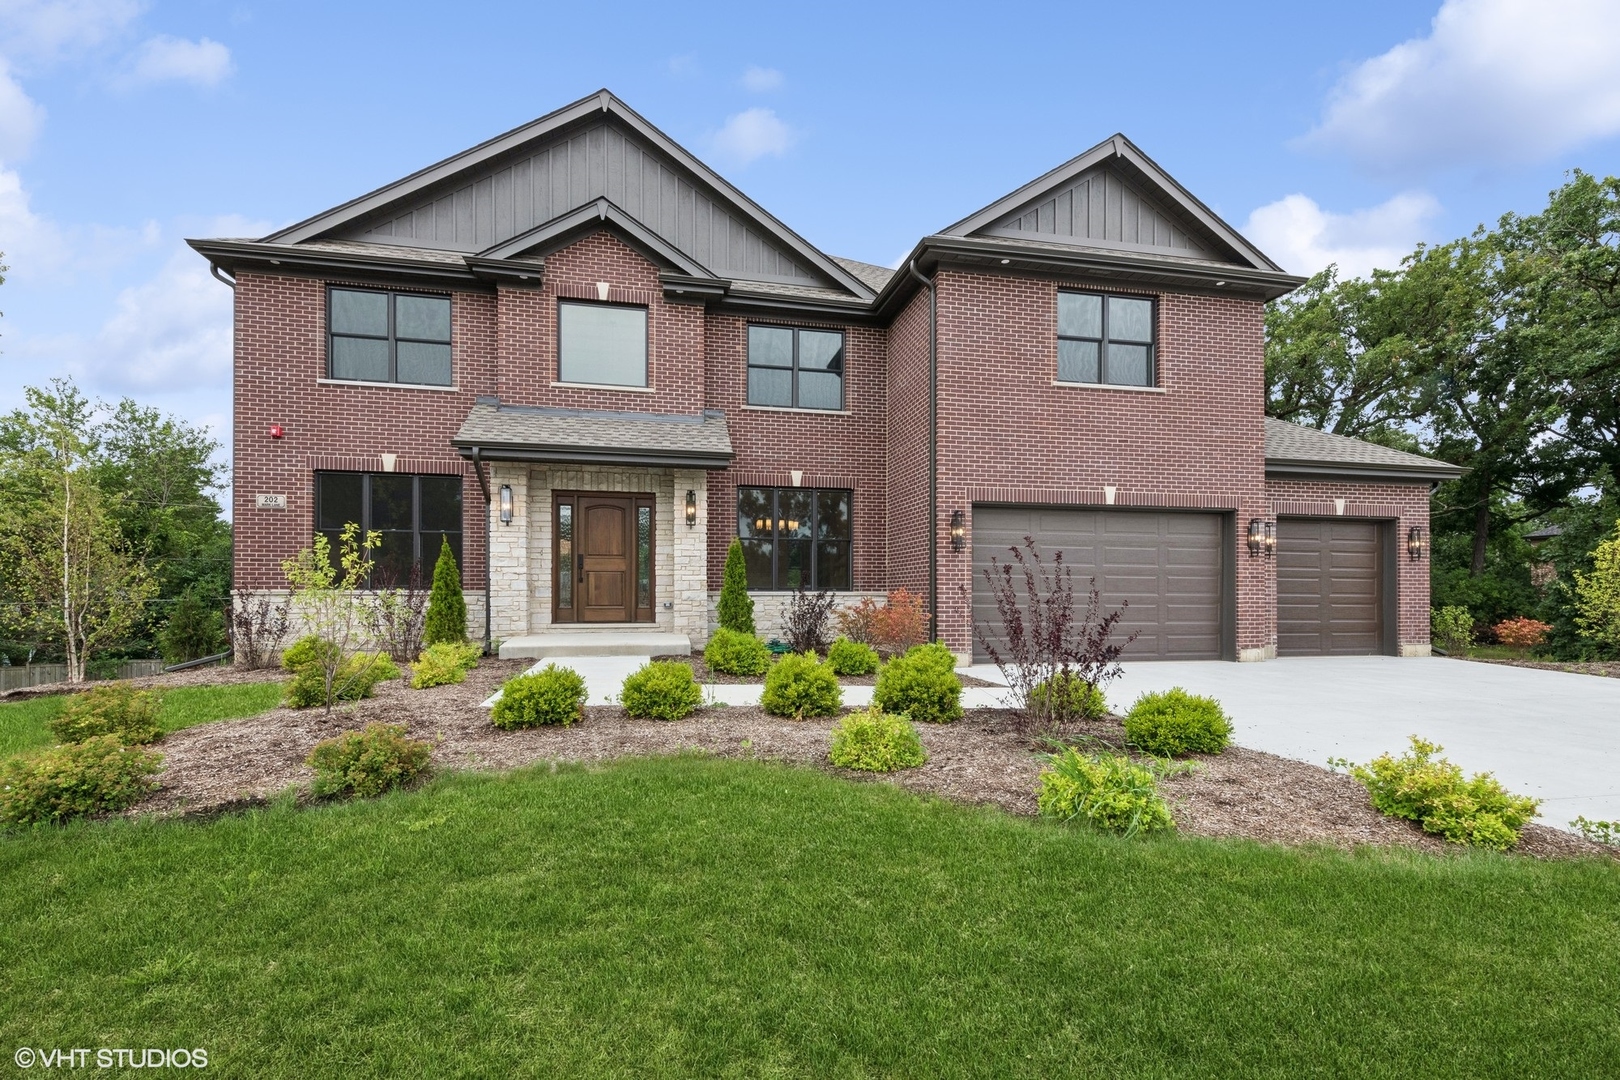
[761,652,843,719]
[827,637,879,676]
[704,627,770,677]
[620,660,704,721]
[307,722,433,799]
[1123,687,1232,757]
[0,736,163,826]
[1337,736,1539,850]
[47,684,162,746]
[872,642,962,724]
[828,707,926,772]
[410,641,482,690]
[491,664,587,729]
[1037,745,1174,837]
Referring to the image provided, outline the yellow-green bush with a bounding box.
[761,653,842,719]
[411,641,482,690]
[1037,746,1173,837]
[704,628,770,677]
[828,708,926,772]
[1123,687,1231,757]
[872,642,961,724]
[1027,673,1109,721]
[827,637,880,676]
[620,660,703,721]
[492,664,587,729]
[0,736,163,825]
[308,722,432,798]
[47,685,162,745]
[1341,737,1539,850]
[285,650,400,708]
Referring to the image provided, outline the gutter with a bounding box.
[469,447,493,655]
[907,259,939,642]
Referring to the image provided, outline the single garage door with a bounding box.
[1276,518,1385,656]
[971,507,1226,662]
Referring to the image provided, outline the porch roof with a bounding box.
[451,399,734,469]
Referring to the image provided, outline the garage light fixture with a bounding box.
[499,484,513,526]
[1247,518,1265,557]
[685,489,697,528]
[1408,525,1426,561]
[950,510,965,551]
[1265,521,1276,557]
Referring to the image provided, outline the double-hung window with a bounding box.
[1057,291,1155,387]
[558,301,648,387]
[747,325,845,410]
[328,287,452,386]
[736,487,852,590]
[315,472,463,587]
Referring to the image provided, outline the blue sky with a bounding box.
[1,0,1618,482]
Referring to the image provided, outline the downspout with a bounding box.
[210,263,236,289]
[470,447,493,655]
[907,259,939,641]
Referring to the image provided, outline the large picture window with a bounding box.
[558,301,648,387]
[736,487,852,591]
[328,287,452,385]
[747,325,845,410]
[1057,291,1155,387]
[315,472,463,587]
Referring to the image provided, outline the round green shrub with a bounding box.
[828,707,926,772]
[411,641,481,690]
[1037,746,1174,836]
[1123,687,1232,756]
[0,735,163,825]
[307,722,433,798]
[621,660,704,721]
[280,634,338,673]
[284,650,401,709]
[1027,673,1109,721]
[826,637,879,676]
[872,643,962,724]
[47,684,162,745]
[492,664,587,729]
[704,627,770,677]
[761,652,843,719]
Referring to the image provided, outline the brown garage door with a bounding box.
[971,507,1226,663]
[1276,518,1385,656]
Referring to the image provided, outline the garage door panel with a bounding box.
[1277,518,1384,657]
[973,507,1224,662]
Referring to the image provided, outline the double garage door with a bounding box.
[971,507,1388,661]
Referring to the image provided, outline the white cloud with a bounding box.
[740,65,783,92]
[0,0,143,67]
[1242,191,1442,280]
[0,164,159,279]
[666,53,698,78]
[0,62,44,160]
[1305,0,1620,174]
[709,107,795,165]
[120,34,232,88]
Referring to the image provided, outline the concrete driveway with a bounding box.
[966,655,1620,832]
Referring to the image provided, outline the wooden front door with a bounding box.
[553,492,655,624]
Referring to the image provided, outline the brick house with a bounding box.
[192,89,1460,664]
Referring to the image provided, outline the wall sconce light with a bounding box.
[499,484,513,526]
[1264,521,1276,557]
[1247,518,1266,557]
[950,510,966,551]
[685,489,697,528]
[1408,525,1426,561]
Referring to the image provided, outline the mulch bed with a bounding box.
[654,652,999,688]
[1455,656,1620,680]
[128,662,1613,861]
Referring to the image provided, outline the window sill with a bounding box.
[742,404,851,416]
[551,381,655,393]
[1050,380,1165,394]
[318,378,459,393]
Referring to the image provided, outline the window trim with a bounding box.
[1055,289,1157,388]
[556,299,651,389]
[313,471,464,588]
[735,485,854,592]
[326,285,454,387]
[746,323,847,411]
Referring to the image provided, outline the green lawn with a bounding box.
[2,757,1616,1078]
[0,681,286,757]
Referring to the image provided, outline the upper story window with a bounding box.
[747,325,845,410]
[329,287,452,386]
[1057,291,1155,387]
[558,301,648,387]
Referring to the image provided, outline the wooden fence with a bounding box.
[0,660,167,693]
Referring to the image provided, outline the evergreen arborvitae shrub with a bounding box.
[704,627,770,677]
[827,637,879,676]
[716,539,755,635]
[423,537,468,646]
[620,660,704,721]
[873,642,962,724]
[761,653,843,719]
[1122,687,1232,757]
[491,664,588,729]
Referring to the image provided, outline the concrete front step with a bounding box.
[498,631,691,659]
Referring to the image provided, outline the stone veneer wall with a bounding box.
[485,463,709,646]
[707,591,887,643]
[230,591,487,661]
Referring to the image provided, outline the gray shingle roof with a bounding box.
[831,256,898,292]
[1264,418,1463,479]
[452,401,733,468]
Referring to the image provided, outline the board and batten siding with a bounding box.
[983,164,1213,258]
[344,120,820,285]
